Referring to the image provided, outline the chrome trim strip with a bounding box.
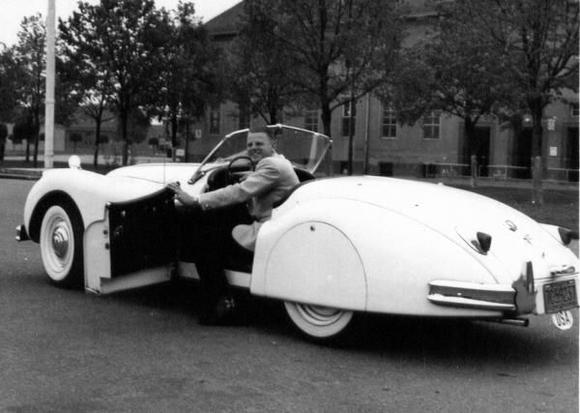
[428,294,516,311]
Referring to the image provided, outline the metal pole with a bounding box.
[44,0,56,169]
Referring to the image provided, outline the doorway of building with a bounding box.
[512,128,532,179]
[567,127,579,182]
[462,126,490,177]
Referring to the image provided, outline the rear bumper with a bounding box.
[15,225,29,242]
[428,262,579,316]
[428,280,517,312]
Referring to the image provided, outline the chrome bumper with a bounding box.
[428,262,536,314]
[428,280,517,311]
[15,225,29,242]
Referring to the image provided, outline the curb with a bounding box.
[0,168,578,191]
[0,168,43,180]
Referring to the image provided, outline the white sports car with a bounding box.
[16,124,579,340]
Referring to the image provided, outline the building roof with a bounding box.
[204,1,244,38]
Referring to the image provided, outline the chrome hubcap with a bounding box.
[51,225,70,258]
[297,304,342,326]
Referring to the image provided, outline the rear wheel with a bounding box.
[39,203,84,288]
[283,301,354,341]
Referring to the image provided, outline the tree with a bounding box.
[13,14,46,167]
[58,18,113,169]
[61,0,172,166]
[0,45,22,122]
[227,0,300,124]
[458,0,579,204]
[0,123,7,162]
[379,2,515,180]
[12,115,36,148]
[152,2,218,161]
[243,0,404,173]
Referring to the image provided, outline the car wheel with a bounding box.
[283,301,354,341]
[39,203,84,288]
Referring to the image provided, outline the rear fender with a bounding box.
[252,199,500,316]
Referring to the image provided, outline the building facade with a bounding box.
[191,1,579,180]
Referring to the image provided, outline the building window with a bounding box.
[304,110,318,132]
[342,100,356,136]
[238,104,250,129]
[571,103,579,117]
[422,111,440,139]
[209,105,221,135]
[382,105,397,138]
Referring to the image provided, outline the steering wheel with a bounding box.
[227,155,255,183]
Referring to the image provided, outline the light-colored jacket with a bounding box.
[198,153,299,221]
[198,154,300,251]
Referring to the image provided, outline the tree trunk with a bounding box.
[530,98,544,205]
[321,100,333,176]
[464,117,477,186]
[171,114,178,162]
[32,112,40,168]
[121,110,129,166]
[93,120,102,169]
[184,119,189,162]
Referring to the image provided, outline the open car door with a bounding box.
[85,189,178,294]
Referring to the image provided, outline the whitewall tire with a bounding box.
[284,301,354,341]
[40,203,84,288]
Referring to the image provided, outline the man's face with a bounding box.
[246,132,274,163]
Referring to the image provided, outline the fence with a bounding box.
[416,162,579,183]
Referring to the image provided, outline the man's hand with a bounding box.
[166,182,200,207]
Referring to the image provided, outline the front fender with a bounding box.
[24,168,163,240]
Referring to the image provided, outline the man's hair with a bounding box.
[248,126,274,140]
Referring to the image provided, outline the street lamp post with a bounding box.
[44,0,56,169]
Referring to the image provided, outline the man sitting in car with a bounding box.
[167,127,299,325]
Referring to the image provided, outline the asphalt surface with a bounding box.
[0,179,578,412]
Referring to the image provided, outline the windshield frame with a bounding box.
[189,124,332,183]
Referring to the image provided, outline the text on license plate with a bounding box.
[543,280,578,314]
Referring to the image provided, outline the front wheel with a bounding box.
[39,203,84,288]
[283,301,354,341]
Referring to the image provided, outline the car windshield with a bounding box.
[193,125,331,180]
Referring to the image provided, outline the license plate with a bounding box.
[543,280,578,313]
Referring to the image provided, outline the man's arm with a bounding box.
[198,158,281,210]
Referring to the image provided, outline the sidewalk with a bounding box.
[0,153,177,181]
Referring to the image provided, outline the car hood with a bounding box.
[106,163,203,184]
[292,176,577,281]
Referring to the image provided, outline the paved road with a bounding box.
[0,179,578,412]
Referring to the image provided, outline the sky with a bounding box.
[0,0,240,47]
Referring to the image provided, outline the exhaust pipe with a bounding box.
[488,317,529,327]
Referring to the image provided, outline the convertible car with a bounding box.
[16,124,579,340]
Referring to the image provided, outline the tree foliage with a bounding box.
[0,122,7,162]
[232,0,404,138]
[0,45,22,122]
[453,0,579,203]
[455,0,578,154]
[379,1,517,157]
[227,0,300,124]
[60,0,216,165]
[60,0,172,165]
[12,14,46,166]
[152,1,218,157]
